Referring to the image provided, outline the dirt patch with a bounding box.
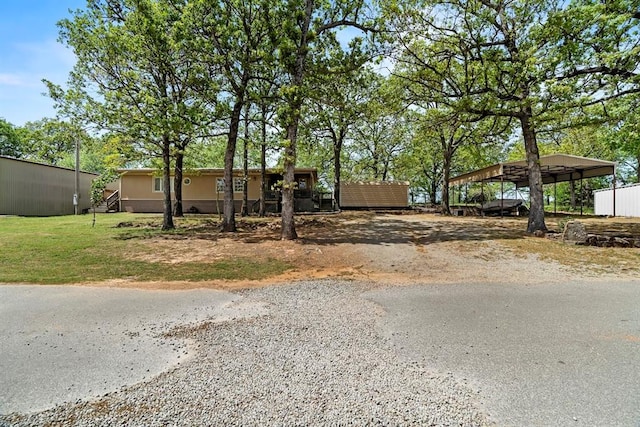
[86,212,640,290]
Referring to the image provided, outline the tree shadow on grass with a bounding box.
[113,213,532,246]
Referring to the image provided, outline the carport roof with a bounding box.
[449,154,616,188]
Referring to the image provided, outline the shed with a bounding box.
[0,156,96,216]
[340,181,409,209]
[594,183,640,217]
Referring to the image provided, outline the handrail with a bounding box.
[106,190,119,211]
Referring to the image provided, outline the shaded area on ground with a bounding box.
[107,212,640,288]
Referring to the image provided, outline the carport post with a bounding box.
[553,175,557,215]
[481,180,484,216]
[579,170,584,216]
[613,171,617,217]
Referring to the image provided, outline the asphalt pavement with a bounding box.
[0,285,242,415]
[366,280,640,426]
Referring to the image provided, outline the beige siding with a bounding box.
[0,157,95,216]
[340,182,409,208]
[118,171,280,213]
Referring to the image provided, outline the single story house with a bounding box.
[0,155,96,216]
[114,167,322,214]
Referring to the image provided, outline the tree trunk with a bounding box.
[162,135,174,230]
[241,103,249,217]
[280,0,313,240]
[222,99,244,232]
[430,163,439,204]
[569,180,577,210]
[281,124,298,240]
[333,134,343,209]
[430,180,438,205]
[635,154,640,183]
[441,148,452,215]
[520,111,547,233]
[259,109,267,217]
[174,150,184,217]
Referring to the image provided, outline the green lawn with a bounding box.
[0,213,290,284]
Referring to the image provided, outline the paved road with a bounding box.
[366,280,640,426]
[0,285,243,415]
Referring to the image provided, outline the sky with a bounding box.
[0,0,86,126]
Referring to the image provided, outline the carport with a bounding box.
[449,154,617,216]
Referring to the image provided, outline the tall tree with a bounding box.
[304,66,373,208]
[188,0,274,231]
[274,0,378,240]
[48,0,213,230]
[390,0,640,232]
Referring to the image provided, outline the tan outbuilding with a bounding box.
[339,181,410,209]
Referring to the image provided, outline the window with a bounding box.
[234,177,244,192]
[216,177,245,193]
[153,177,162,192]
[153,177,174,193]
[183,177,191,186]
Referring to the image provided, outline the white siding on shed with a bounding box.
[594,184,640,217]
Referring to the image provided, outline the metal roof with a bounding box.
[449,154,616,188]
[118,167,318,176]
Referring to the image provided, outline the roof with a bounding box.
[118,167,318,176]
[0,155,99,176]
[449,154,616,188]
[342,181,410,186]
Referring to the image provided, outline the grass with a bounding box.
[501,215,640,275]
[0,213,291,284]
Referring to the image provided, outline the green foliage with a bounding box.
[0,118,22,157]
[388,0,639,229]
[602,96,640,183]
[90,170,119,208]
[15,118,90,166]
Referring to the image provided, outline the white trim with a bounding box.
[216,177,244,193]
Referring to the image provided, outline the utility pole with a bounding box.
[74,138,80,215]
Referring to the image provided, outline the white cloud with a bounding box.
[0,39,76,125]
[0,73,26,86]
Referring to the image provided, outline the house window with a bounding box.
[153,177,163,192]
[216,177,244,193]
[234,177,244,192]
[183,177,191,186]
[153,177,174,193]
